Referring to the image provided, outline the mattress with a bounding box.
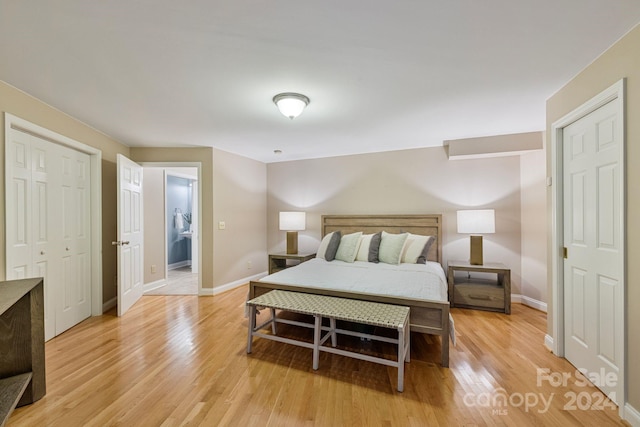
[259,258,448,303]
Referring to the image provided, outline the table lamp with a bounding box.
[279,212,306,254]
[457,209,495,265]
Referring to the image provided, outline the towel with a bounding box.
[175,212,184,230]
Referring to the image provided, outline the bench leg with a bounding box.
[405,327,411,363]
[247,305,256,354]
[270,308,277,334]
[397,324,405,392]
[313,315,321,370]
[330,317,337,347]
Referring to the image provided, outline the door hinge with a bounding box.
[563,247,568,259]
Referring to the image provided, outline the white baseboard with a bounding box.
[103,297,117,313]
[208,271,268,296]
[511,294,547,312]
[544,334,554,352]
[624,402,640,427]
[143,279,167,293]
[168,260,191,270]
[199,287,214,296]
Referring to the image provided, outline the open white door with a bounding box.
[115,154,144,316]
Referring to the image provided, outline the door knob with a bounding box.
[122,241,130,245]
[40,251,45,255]
[66,247,70,251]
[112,241,121,246]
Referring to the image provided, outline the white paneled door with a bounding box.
[562,99,623,404]
[116,154,144,316]
[5,128,92,340]
[57,146,92,334]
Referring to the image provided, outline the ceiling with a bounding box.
[1,1,640,163]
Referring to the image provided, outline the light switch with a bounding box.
[218,221,226,230]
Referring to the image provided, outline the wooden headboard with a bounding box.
[321,214,443,264]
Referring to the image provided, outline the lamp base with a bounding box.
[286,231,298,254]
[470,235,484,265]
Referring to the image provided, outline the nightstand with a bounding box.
[268,252,316,275]
[447,261,511,314]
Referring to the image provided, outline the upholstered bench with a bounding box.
[246,289,410,392]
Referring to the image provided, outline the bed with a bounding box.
[249,214,451,367]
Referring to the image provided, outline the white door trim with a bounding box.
[4,113,103,316]
[550,79,626,414]
[139,162,202,294]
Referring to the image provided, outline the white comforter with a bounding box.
[260,258,448,303]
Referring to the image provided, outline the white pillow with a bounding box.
[378,231,409,265]
[316,231,341,260]
[355,234,374,262]
[334,232,363,263]
[401,233,435,264]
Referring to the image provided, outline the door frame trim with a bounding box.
[4,113,103,316]
[550,78,625,411]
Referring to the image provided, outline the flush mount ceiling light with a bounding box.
[273,92,310,119]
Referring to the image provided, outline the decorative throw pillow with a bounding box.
[355,234,374,262]
[378,231,409,265]
[368,232,382,263]
[355,232,382,262]
[317,231,341,261]
[401,234,435,264]
[335,232,363,263]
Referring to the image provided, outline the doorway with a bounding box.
[141,164,201,296]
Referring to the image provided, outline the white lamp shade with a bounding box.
[273,93,309,119]
[457,209,495,234]
[279,212,306,231]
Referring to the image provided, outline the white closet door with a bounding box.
[5,127,92,340]
[56,145,92,335]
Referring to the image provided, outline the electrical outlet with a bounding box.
[247,261,252,270]
[218,221,226,230]
[151,264,157,274]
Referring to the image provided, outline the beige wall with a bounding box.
[130,147,215,289]
[143,168,166,284]
[520,149,547,304]
[267,146,527,294]
[212,149,267,288]
[0,80,129,305]
[546,23,640,411]
[131,147,268,291]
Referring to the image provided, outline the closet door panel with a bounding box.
[56,146,92,334]
[30,136,61,341]
[74,151,92,319]
[6,131,32,279]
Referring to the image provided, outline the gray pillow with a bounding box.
[325,231,341,261]
[416,236,435,264]
[368,232,382,263]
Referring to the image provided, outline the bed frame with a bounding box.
[249,214,450,367]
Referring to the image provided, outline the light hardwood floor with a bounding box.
[8,286,625,426]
